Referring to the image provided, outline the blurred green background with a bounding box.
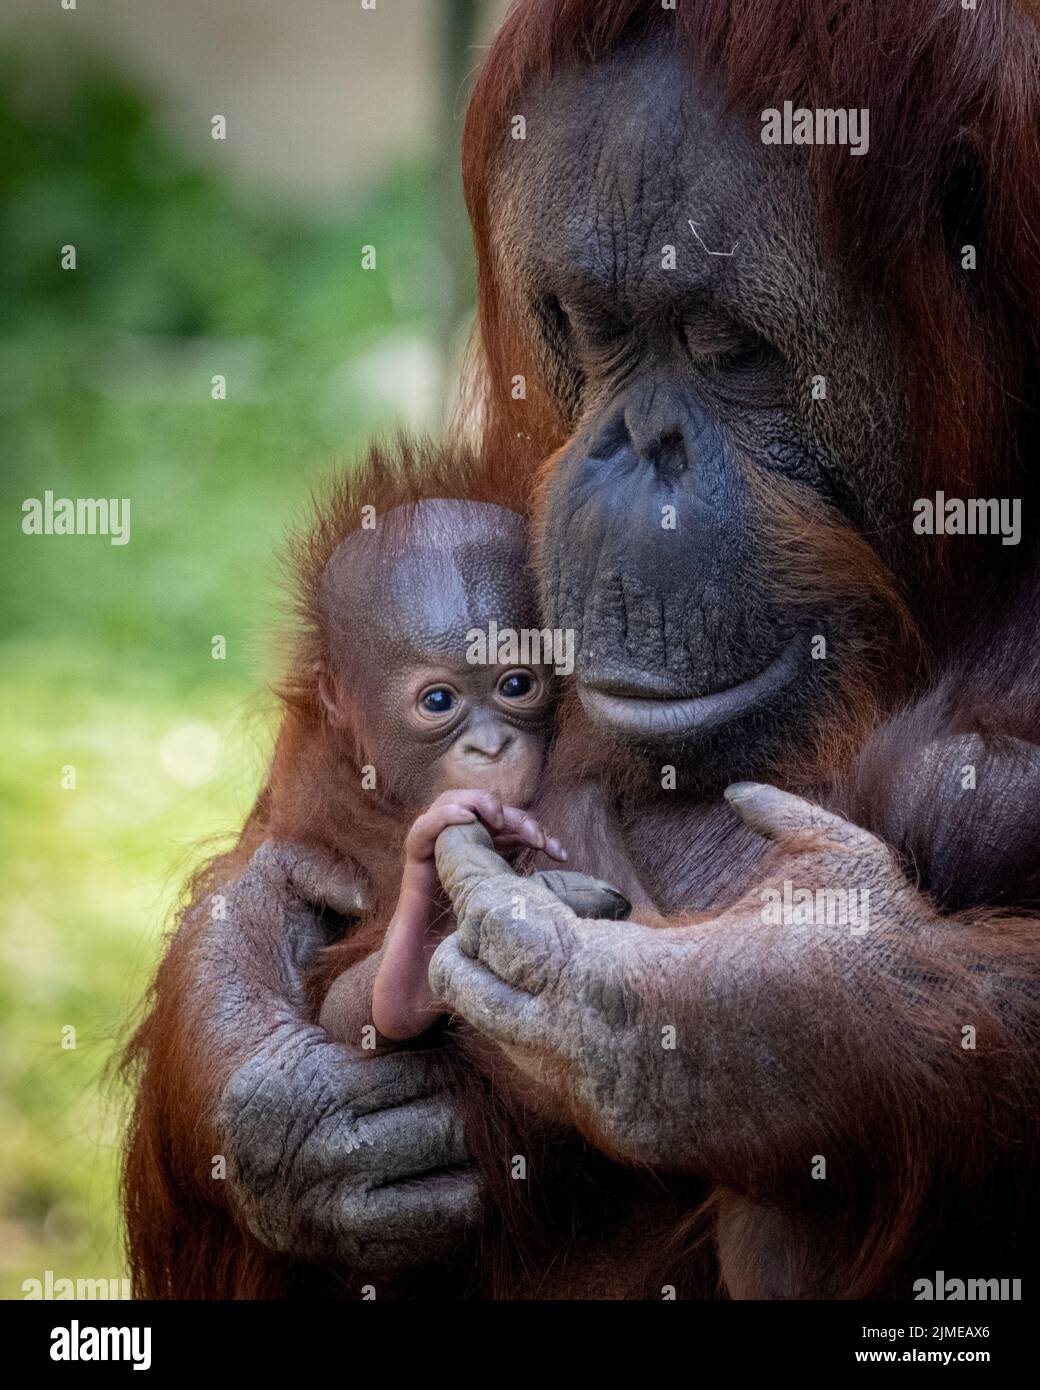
[1,0,501,1298]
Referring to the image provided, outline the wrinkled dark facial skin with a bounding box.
[491,38,907,778]
[319,501,554,810]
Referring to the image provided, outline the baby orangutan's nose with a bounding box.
[461,725,514,761]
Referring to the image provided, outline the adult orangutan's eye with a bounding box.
[683,319,774,372]
[562,302,629,351]
[537,295,573,354]
[713,335,774,372]
[533,296,585,423]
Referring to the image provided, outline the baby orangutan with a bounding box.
[291,493,630,1049]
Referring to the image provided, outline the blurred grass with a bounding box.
[0,50,448,1296]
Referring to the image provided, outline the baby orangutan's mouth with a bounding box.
[576,636,804,744]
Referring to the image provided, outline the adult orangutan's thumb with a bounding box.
[434,821,517,916]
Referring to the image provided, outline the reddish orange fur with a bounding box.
[124,3,1040,1300]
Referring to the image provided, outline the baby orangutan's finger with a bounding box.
[493,805,566,860]
[493,833,568,861]
[405,806,479,861]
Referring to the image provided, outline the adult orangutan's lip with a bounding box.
[576,637,803,741]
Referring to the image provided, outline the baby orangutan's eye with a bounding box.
[419,687,456,715]
[498,671,535,699]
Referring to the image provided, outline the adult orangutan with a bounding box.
[124,0,1040,1299]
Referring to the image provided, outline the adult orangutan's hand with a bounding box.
[430,786,949,1177]
[211,841,481,1271]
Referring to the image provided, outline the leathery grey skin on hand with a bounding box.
[429,792,951,1171]
[318,868,630,1049]
[528,869,630,920]
[211,841,481,1271]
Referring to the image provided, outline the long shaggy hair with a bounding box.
[463,0,1040,536]
[123,2,1040,1301]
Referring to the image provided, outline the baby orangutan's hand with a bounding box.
[404,789,567,866]
[372,791,566,1041]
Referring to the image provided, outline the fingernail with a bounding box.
[724,781,762,802]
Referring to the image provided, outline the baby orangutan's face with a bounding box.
[318,498,556,811]
[324,648,554,812]
[399,659,554,809]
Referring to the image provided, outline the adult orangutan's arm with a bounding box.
[124,840,481,1294]
[429,787,1040,1202]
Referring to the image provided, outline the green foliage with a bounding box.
[0,49,442,1297]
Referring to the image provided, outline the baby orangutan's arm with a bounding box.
[321,791,567,1045]
[376,791,569,1039]
[319,790,634,1045]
